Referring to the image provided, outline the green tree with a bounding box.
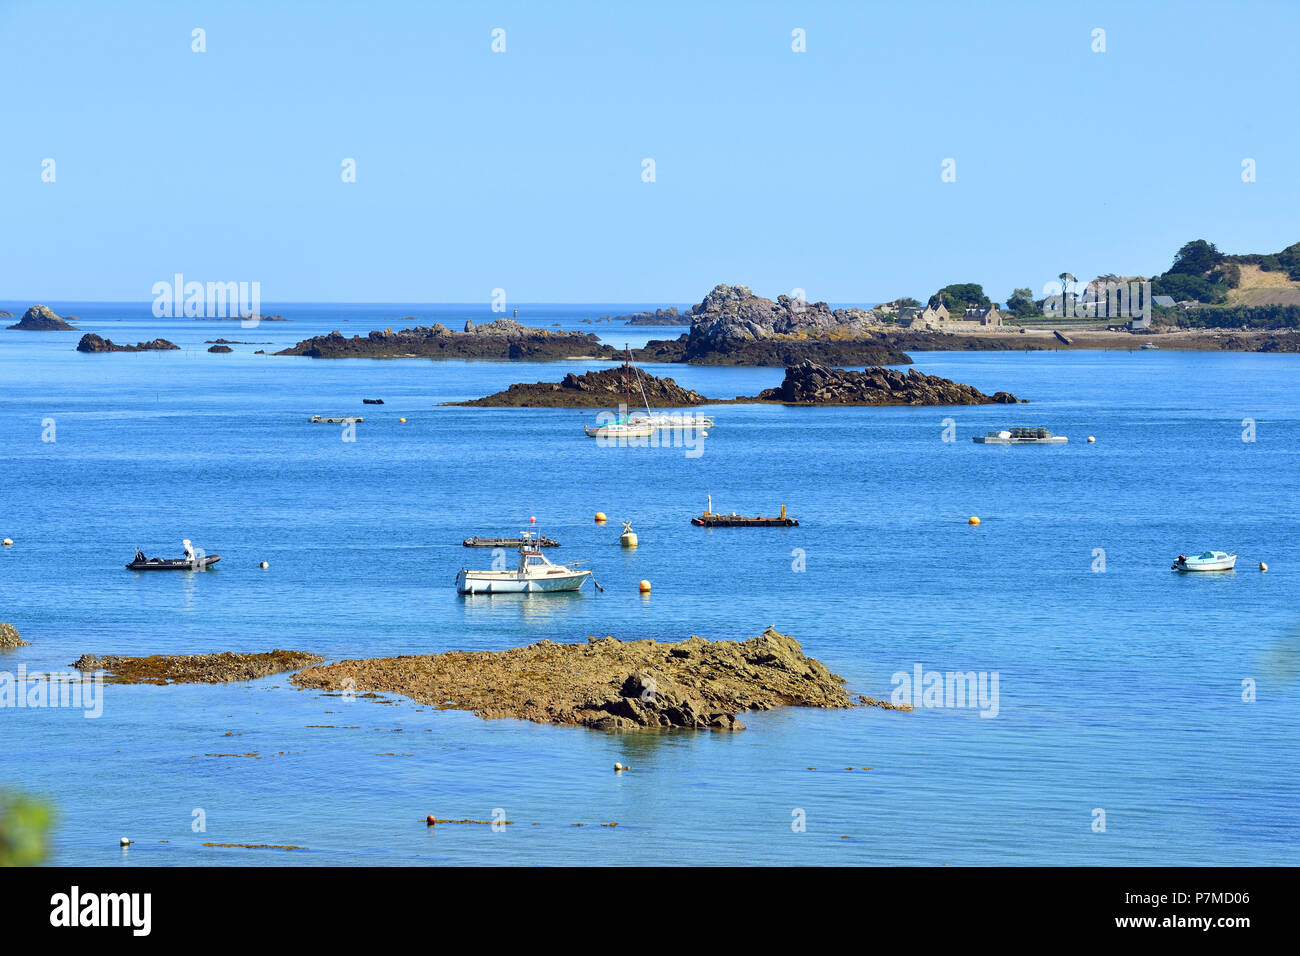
[1168,239,1223,276]
[933,283,990,315]
[1005,288,1038,318]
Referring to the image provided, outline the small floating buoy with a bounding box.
[1260,562,1268,572]
[259,561,269,569]
[594,512,607,523]
[968,516,980,526]
[2,538,11,546]
[638,580,651,593]
[399,417,406,423]
[529,516,536,524]
[1087,436,1096,443]
[701,430,709,438]
[120,837,132,846]
[620,521,638,548]
[426,815,436,826]
[614,762,625,771]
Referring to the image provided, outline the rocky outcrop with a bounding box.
[207,344,233,353]
[0,623,27,649]
[633,285,910,366]
[277,318,616,360]
[293,628,872,732]
[72,649,322,683]
[76,333,180,353]
[7,305,77,331]
[750,361,1021,406]
[450,365,710,407]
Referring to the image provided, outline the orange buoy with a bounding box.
[594,512,607,523]
[638,580,651,593]
[426,815,436,826]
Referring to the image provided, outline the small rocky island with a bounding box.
[449,365,710,407]
[76,333,180,353]
[631,284,911,367]
[747,361,1021,405]
[0,623,28,649]
[7,305,77,331]
[277,318,615,361]
[72,650,322,684]
[292,629,862,732]
[614,307,690,326]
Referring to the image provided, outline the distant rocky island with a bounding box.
[195,313,286,322]
[7,305,77,331]
[73,650,322,683]
[746,361,1020,406]
[76,333,180,353]
[449,365,709,407]
[277,318,615,360]
[454,361,1017,407]
[292,629,863,733]
[612,307,690,326]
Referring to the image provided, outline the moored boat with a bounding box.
[455,532,591,594]
[1171,551,1236,572]
[691,497,798,527]
[463,535,559,548]
[973,426,1068,444]
[126,540,220,571]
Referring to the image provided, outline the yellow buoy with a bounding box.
[594,512,607,523]
[620,521,638,548]
[968,516,980,526]
[1260,562,1268,572]
[638,580,651,593]
[399,417,406,423]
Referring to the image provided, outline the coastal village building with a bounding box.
[898,299,949,329]
[962,305,1002,327]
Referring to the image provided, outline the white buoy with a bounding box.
[614,762,624,771]
[1259,562,1268,572]
[2,538,11,547]
[260,561,269,569]
[120,837,132,846]
[1087,436,1096,443]
[620,521,638,548]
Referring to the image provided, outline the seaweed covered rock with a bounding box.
[77,333,180,353]
[450,365,711,407]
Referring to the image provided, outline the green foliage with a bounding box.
[1168,240,1224,276]
[1151,273,1227,304]
[933,283,990,314]
[1177,305,1300,329]
[0,791,54,866]
[1004,288,1038,318]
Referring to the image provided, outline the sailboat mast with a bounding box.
[624,343,631,423]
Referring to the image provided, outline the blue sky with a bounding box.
[2,0,1297,304]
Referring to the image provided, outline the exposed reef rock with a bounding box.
[7,305,77,331]
[0,623,27,649]
[292,628,869,732]
[749,361,1021,406]
[276,318,615,360]
[615,307,690,326]
[76,333,180,353]
[72,650,322,684]
[207,344,233,353]
[449,365,710,407]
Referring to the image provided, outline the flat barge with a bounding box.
[463,536,560,548]
[691,503,798,527]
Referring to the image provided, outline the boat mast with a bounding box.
[624,343,632,424]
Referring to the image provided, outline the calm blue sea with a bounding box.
[2,301,1298,866]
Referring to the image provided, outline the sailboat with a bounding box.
[583,345,713,438]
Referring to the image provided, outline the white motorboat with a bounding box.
[1171,551,1237,572]
[455,532,592,594]
[973,426,1068,444]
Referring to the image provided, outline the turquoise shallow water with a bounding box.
[1,302,1298,865]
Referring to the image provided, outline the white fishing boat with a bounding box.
[455,532,592,594]
[1171,551,1237,572]
[973,426,1068,445]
